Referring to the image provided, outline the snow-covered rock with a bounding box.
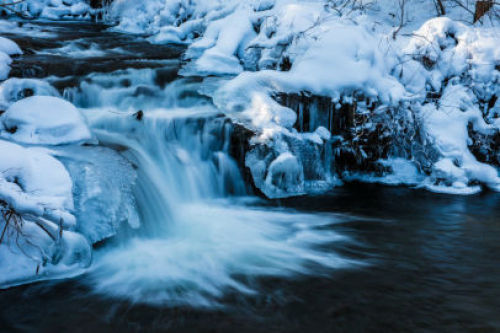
[421,86,500,193]
[0,96,92,145]
[0,36,21,80]
[0,140,75,224]
[0,78,60,110]
[0,139,91,288]
[0,36,22,56]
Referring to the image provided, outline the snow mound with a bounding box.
[403,17,500,103]
[0,78,60,110]
[0,140,74,223]
[0,36,20,80]
[0,96,92,145]
[186,8,255,75]
[0,36,22,56]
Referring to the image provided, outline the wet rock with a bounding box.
[134,110,144,121]
[468,123,500,167]
[228,122,263,196]
[274,91,439,177]
[273,92,355,135]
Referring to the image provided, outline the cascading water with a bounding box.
[64,68,353,307]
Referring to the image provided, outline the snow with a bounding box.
[404,18,500,193]
[0,139,91,288]
[0,78,60,110]
[0,96,93,145]
[421,95,500,193]
[0,36,22,56]
[0,140,74,222]
[0,102,140,287]
[0,224,91,289]
[186,8,256,75]
[4,0,98,20]
[345,158,424,186]
[0,36,21,80]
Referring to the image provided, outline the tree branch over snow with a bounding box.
[0,0,26,7]
[392,0,406,39]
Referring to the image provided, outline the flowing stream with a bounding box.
[1,21,500,332]
[75,73,350,306]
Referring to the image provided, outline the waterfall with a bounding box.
[66,69,352,307]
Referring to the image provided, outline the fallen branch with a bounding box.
[0,0,26,7]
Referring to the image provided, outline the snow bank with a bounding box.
[400,17,500,193]
[421,85,500,193]
[0,96,92,145]
[212,18,405,127]
[402,17,500,101]
[0,36,22,56]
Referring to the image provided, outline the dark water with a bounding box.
[1,184,499,332]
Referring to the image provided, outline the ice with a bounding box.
[0,96,92,145]
[264,152,305,198]
[345,158,424,186]
[54,145,140,243]
[0,224,91,289]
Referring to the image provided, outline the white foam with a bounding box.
[89,202,352,307]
